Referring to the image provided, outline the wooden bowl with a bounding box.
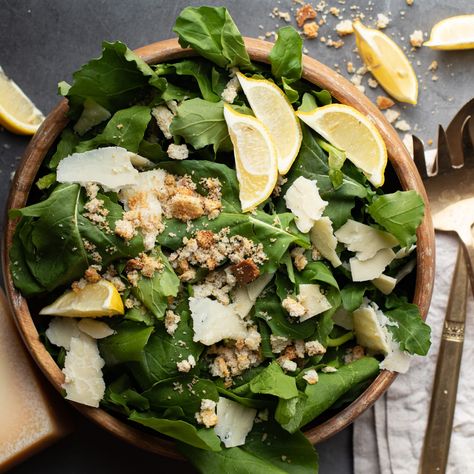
[2,38,435,459]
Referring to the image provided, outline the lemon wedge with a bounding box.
[353,21,418,105]
[424,15,474,50]
[297,104,387,187]
[0,66,44,135]
[223,104,278,212]
[236,72,302,174]
[39,280,124,318]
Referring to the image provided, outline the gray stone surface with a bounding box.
[1,0,473,472]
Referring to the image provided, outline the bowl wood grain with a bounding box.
[2,37,435,460]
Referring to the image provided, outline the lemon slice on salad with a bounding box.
[236,72,302,174]
[352,21,418,105]
[0,67,44,135]
[223,104,278,212]
[297,104,387,187]
[424,15,474,50]
[39,280,124,318]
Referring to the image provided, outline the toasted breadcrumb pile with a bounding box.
[169,228,267,276]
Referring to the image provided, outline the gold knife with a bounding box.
[419,244,468,474]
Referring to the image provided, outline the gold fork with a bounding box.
[414,100,474,473]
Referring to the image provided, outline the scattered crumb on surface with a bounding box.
[376,13,390,29]
[376,96,395,110]
[367,78,378,88]
[395,119,412,131]
[335,20,353,37]
[326,38,344,48]
[295,3,317,27]
[303,22,319,39]
[428,60,438,72]
[409,30,424,48]
[384,109,401,124]
[406,0,414,5]
[346,61,355,73]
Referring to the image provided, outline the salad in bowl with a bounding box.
[7,6,431,473]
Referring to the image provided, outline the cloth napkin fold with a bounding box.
[354,232,474,474]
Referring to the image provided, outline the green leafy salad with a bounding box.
[9,6,431,473]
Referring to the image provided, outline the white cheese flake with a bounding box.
[77,319,114,339]
[62,333,105,407]
[284,177,328,233]
[214,397,256,448]
[335,219,398,261]
[298,283,332,321]
[332,307,354,330]
[372,273,397,295]
[232,273,274,319]
[189,297,247,345]
[73,98,111,136]
[350,248,396,281]
[46,318,80,350]
[310,216,342,267]
[57,147,139,192]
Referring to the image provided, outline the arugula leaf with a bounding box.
[368,190,425,247]
[340,283,368,311]
[156,59,221,102]
[282,78,299,103]
[269,26,303,82]
[36,173,56,190]
[130,411,221,451]
[298,93,317,113]
[102,374,150,415]
[173,6,253,70]
[216,385,270,409]
[170,99,232,153]
[317,138,346,190]
[143,376,219,419]
[99,321,154,366]
[296,357,380,427]
[63,41,165,112]
[275,391,307,433]
[179,420,319,473]
[384,296,431,355]
[131,308,203,390]
[10,184,144,295]
[48,128,79,169]
[131,248,180,320]
[278,125,367,228]
[296,261,339,289]
[255,293,318,340]
[249,361,299,400]
[76,105,152,153]
[137,140,167,162]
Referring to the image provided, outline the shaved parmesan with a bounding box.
[57,147,139,192]
[335,219,398,261]
[310,216,341,267]
[73,99,111,136]
[350,248,396,281]
[62,333,105,407]
[77,319,114,339]
[214,397,256,448]
[332,307,354,330]
[372,273,397,295]
[46,318,80,350]
[189,297,247,345]
[298,284,332,321]
[284,177,328,233]
[232,273,274,319]
[380,348,411,373]
[353,304,391,354]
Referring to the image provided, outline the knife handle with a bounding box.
[419,246,467,474]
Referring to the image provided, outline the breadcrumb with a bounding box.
[303,369,319,384]
[167,143,189,161]
[195,399,218,428]
[428,60,438,72]
[376,13,390,29]
[270,335,291,354]
[335,20,354,37]
[295,4,317,27]
[376,96,395,110]
[303,22,319,39]
[176,355,196,373]
[384,109,401,124]
[282,296,306,317]
[409,30,424,48]
[279,359,297,372]
[367,78,378,89]
[165,310,181,336]
[395,119,411,131]
[305,340,326,356]
[152,105,174,139]
[221,75,241,104]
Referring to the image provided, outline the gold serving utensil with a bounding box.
[414,99,474,474]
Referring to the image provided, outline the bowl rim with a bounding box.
[2,37,435,460]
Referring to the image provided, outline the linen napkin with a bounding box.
[353,232,474,474]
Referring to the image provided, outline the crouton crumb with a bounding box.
[167,143,189,161]
[376,96,395,110]
[195,399,218,428]
[303,22,319,39]
[295,4,317,27]
[335,20,354,37]
[409,30,424,48]
[376,13,390,29]
[303,369,319,384]
[231,258,260,284]
[165,310,181,336]
[176,355,196,373]
[282,296,307,317]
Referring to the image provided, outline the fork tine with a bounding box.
[434,125,453,175]
[461,116,474,162]
[412,134,429,179]
[446,98,474,167]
